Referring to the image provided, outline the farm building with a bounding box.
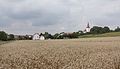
[32,33,45,40]
[40,35,45,40]
[32,33,40,40]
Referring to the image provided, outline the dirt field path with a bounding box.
[0,37,120,69]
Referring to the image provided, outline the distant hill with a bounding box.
[79,32,120,38]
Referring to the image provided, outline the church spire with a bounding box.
[86,22,90,28]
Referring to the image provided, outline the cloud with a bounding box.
[0,0,120,34]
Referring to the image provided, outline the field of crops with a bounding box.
[0,37,120,69]
[0,41,10,45]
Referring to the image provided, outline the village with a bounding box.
[13,23,91,40]
[32,23,90,40]
[13,23,120,40]
[0,23,120,41]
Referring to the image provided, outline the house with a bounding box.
[32,33,40,40]
[40,35,45,40]
[84,23,91,33]
[32,33,45,40]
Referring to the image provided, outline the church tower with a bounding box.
[85,22,91,33]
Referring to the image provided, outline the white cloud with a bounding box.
[0,0,120,34]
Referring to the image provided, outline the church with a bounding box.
[84,23,91,33]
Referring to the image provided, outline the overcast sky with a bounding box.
[0,0,120,35]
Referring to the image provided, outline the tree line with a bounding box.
[0,31,14,41]
[90,26,120,34]
[52,26,120,39]
[0,26,120,41]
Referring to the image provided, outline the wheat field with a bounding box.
[0,37,120,69]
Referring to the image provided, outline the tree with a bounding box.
[43,32,54,39]
[75,30,84,36]
[0,31,8,41]
[43,32,49,39]
[90,26,111,34]
[90,26,103,34]
[48,34,54,39]
[115,26,120,32]
[78,30,84,35]
[103,26,110,33]
[63,32,78,39]
[40,33,43,36]
[70,32,78,38]
[24,35,32,40]
[8,34,15,40]
[54,33,60,39]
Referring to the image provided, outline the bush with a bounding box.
[8,34,15,40]
[90,26,110,34]
[0,31,8,41]
[115,27,120,32]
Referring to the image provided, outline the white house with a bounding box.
[32,33,45,40]
[84,23,91,33]
[40,35,45,40]
[32,33,40,40]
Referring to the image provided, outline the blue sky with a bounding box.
[0,0,120,35]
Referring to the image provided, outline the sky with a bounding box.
[0,0,120,35]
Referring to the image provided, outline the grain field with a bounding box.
[0,37,120,69]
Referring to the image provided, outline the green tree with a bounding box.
[44,32,49,39]
[24,35,32,40]
[54,33,60,39]
[0,31,8,41]
[90,26,103,34]
[43,32,54,39]
[103,26,110,33]
[70,32,78,38]
[48,34,54,39]
[115,26,120,32]
[90,26,111,34]
[8,34,15,40]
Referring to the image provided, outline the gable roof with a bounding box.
[33,33,39,35]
